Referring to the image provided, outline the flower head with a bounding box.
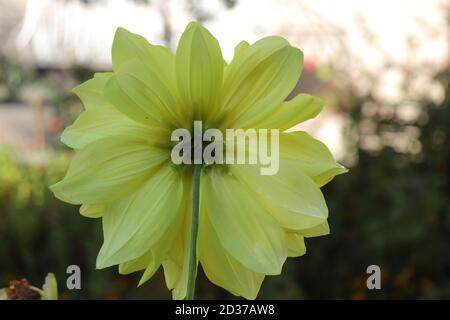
[51,22,346,299]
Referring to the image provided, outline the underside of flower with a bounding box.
[50,21,347,300]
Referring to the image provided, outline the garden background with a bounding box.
[0,0,449,299]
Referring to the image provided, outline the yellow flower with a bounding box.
[51,22,346,300]
[0,273,58,300]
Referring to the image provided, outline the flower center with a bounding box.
[169,121,281,176]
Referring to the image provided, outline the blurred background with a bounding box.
[0,0,449,299]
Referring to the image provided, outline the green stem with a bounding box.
[186,164,202,300]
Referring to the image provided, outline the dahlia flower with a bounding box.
[51,22,346,299]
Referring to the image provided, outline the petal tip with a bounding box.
[186,21,201,30]
[114,26,131,38]
[137,276,148,287]
[95,254,108,270]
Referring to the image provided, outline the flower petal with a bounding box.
[96,166,183,268]
[204,168,287,275]
[232,161,328,230]
[298,221,330,238]
[160,217,190,300]
[161,174,193,300]
[162,229,188,300]
[176,22,223,120]
[280,131,348,187]
[72,72,113,111]
[119,211,183,286]
[137,176,191,286]
[50,136,167,205]
[221,36,303,128]
[118,251,152,275]
[137,223,182,287]
[79,204,104,218]
[232,40,250,60]
[199,211,264,299]
[286,232,306,257]
[251,93,324,131]
[162,259,180,292]
[106,28,182,127]
[285,222,330,257]
[67,72,161,149]
[112,27,176,89]
[103,74,170,128]
[61,107,158,149]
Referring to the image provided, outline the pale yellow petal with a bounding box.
[112,27,176,90]
[199,211,264,299]
[61,107,157,149]
[50,136,168,205]
[231,40,250,61]
[105,29,182,128]
[137,178,191,286]
[72,72,113,111]
[96,166,183,268]
[79,204,104,218]
[232,162,328,230]
[119,251,153,275]
[280,131,348,187]
[176,22,223,120]
[298,221,330,238]
[286,232,306,257]
[67,72,159,149]
[221,36,303,128]
[251,93,324,131]
[204,168,287,275]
